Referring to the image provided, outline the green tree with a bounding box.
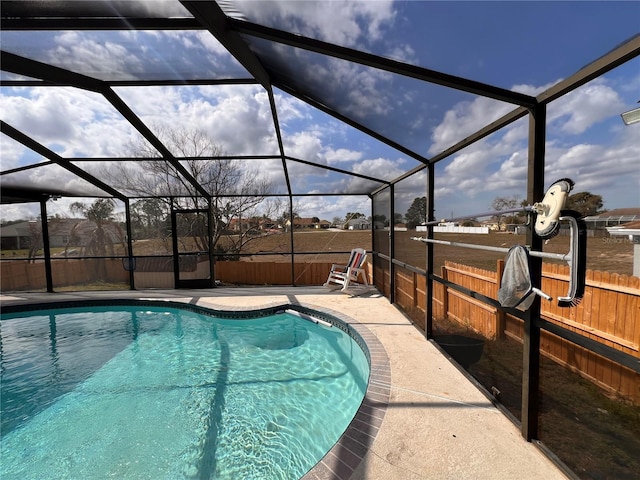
[405,197,427,229]
[68,199,124,257]
[372,214,388,228]
[344,212,365,222]
[394,212,404,225]
[279,209,299,232]
[131,198,167,239]
[566,191,604,217]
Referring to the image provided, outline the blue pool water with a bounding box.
[0,304,369,480]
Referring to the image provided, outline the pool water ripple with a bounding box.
[0,305,369,480]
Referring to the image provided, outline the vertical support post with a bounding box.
[389,184,395,304]
[369,194,376,289]
[496,258,505,339]
[288,196,295,286]
[208,197,216,288]
[171,207,179,289]
[522,103,546,441]
[412,271,418,311]
[124,199,135,290]
[440,265,448,323]
[40,199,53,292]
[425,163,435,338]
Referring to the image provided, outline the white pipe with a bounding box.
[410,237,568,262]
[285,309,333,328]
[421,206,534,227]
[411,214,584,305]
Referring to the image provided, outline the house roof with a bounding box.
[0,218,82,237]
[291,217,315,225]
[607,220,640,236]
[584,208,640,224]
[588,208,640,218]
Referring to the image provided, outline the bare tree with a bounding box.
[105,126,281,256]
[491,195,520,231]
[27,220,42,263]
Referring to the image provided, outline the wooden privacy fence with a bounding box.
[0,258,373,290]
[134,261,373,288]
[389,260,640,403]
[215,261,342,286]
[1,258,129,290]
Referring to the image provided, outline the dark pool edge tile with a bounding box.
[201,298,393,480]
[295,302,391,480]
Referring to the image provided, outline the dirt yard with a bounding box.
[14,228,632,276]
[238,229,635,276]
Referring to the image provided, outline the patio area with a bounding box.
[1,286,567,480]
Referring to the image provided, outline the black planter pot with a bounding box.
[434,334,485,369]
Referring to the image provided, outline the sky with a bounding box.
[1,0,639,223]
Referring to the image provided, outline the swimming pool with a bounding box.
[0,300,370,480]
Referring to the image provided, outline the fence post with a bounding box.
[496,258,505,339]
[441,265,448,320]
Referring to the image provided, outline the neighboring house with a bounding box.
[226,218,254,232]
[607,220,640,277]
[345,218,371,230]
[583,208,640,229]
[285,217,317,230]
[226,217,279,232]
[481,220,500,231]
[607,220,640,242]
[0,218,83,250]
[373,220,386,230]
[259,218,279,231]
[315,220,331,229]
[0,222,33,250]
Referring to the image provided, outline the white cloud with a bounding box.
[324,148,362,164]
[295,194,372,222]
[115,85,279,156]
[234,0,396,47]
[429,96,515,155]
[1,87,148,158]
[353,156,403,180]
[0,204,38,221]
[548,80,625,135]
[545,133,640,207]
[485,151,528,190]
[426,72,638,215]
[284,131,324,162]
[50,31,144,80]
[0,136,32,171]
[274,92,314,126]
[444,149,492,179]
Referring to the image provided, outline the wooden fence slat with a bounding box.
[427,260,639,403]
[542,311,639,351]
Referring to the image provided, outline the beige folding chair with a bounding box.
[323,248,369,293]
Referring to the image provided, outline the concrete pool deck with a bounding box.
[1,286,568,480]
